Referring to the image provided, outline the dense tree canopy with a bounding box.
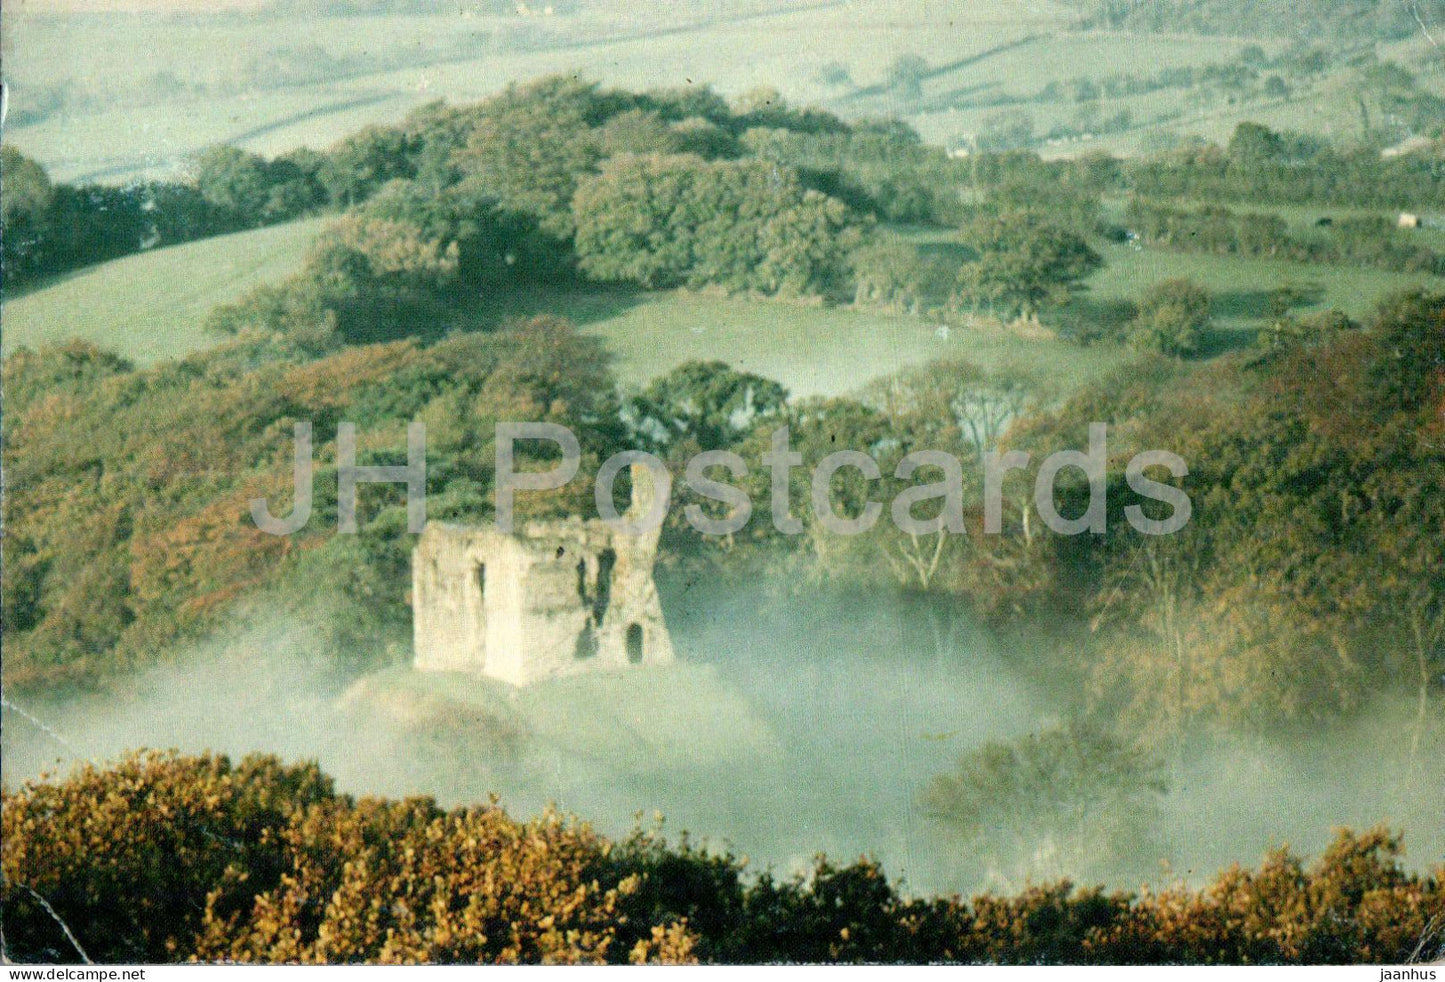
[0,319,622,691]
[1,146,55,282]
[1009,290,1445,736]
[955,214,1102,320]
[573,154,861,296]
[627,360,789,453]
[451,76,610,240]
[194,146,320,226]
[1128,278,1212,358]
[7,75,1443,762]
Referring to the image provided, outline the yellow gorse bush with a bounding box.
[3,751,1441,965]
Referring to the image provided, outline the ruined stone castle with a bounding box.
[411,464,674,686]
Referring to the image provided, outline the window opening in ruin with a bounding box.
[625,622,644,664]
[594,549,615,625]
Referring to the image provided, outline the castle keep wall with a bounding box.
[411,466,675,685]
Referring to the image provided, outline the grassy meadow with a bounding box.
[7,207,1431,397]
[449,281,1133,398]
[1086,241,1445,341]
[3,236,1131,398]
[583,292,1136,397]
[1038,32,1445,159]
[1,217,327,362]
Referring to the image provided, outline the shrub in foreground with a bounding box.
[2,752,1441,964]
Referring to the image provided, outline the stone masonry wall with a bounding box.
[412,465,675,685]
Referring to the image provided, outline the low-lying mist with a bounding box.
[3,573,1441,899]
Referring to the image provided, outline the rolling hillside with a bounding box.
[2,217,327,363]
[2,1,1065,182]
[8,0,1441,187]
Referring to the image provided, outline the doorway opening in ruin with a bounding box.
[475,563,485,601]
[625,623,644,664]
[575,624,598,660]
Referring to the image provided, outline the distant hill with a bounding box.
[1063,0,1436,42]
[21,0,264,10]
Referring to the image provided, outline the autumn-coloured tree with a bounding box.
[4,752,1440,964]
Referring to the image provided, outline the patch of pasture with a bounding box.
[2,217,327,363]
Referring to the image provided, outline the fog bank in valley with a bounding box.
[3,576,1441,898]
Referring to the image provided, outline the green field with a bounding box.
[1101,196,1445,256]
[2,217,327,363]
[4,214,1129,397]
[1250,203,1445,252]
[580,292,1128,397]
[455,284,1129,397]
[905,30,1270,145]
[1086,242,1445,342]
[8,210,1428,397]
